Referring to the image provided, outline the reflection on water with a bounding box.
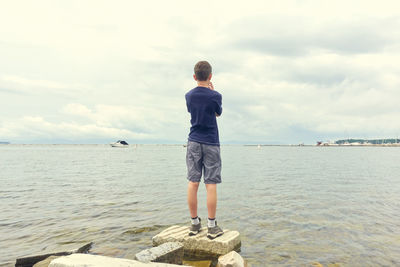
[0,145,399,266]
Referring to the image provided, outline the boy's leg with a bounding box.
[186,141,202,218]
[187,181,200,218]
[186,141,202,235]
[205,183,217,219]
[205,182,223,239]
[202,144,223,239]
[202,144,221,219]
[188,181,202,236]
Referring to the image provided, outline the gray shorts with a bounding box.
[186,140,221,184]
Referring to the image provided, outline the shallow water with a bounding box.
[0,145,399,266]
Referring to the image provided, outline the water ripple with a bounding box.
[1,145,400,266]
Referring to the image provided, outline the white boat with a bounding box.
[110,140,129,147]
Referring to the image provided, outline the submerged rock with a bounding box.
[90,246,125,257]
[152,225,241,258]
[135,242,184,265]
[182,260,212,267]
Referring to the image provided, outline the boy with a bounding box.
[185,61,223,239]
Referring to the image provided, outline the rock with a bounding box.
[16,242,92,267]
[217,251,244,267]
[152,225,241,258]
[135,242,184,265]
[182,260,212,267]
[33,256,60,267]
[48,253,188,267]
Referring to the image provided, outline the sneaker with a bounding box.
[207,221,224,239]
[189,217,202,236]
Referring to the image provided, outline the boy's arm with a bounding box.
[215,94,222,117]
[208,82,220,116]
[185,94,190,112]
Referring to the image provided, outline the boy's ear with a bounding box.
[208,73,212,81]
[193,74,197,81]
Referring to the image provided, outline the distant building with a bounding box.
[317,138,400,146]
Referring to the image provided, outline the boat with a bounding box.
[110,140,129,147]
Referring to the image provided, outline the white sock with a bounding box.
[191,217,200,225]
[208,218,216,228]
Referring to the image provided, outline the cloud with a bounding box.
[1,75,68,89]
[62,103,184,133]
[214,51,400,142]
[0,103,189,143]
[0,75,92,98]
[226,15,399,57]
[0,116,145,142]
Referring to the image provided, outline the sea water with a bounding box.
[0,145,399,266]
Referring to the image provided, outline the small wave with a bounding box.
[0,261,13,267]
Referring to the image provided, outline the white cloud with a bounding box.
[62,103,93,118]
[1,75,68,89]
[0,75,92,98]
[0,115,152,143]
[0,103,189,143]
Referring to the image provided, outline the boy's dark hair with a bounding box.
[194,61,212,81]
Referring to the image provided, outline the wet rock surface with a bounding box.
[33,256,60,267]
[182,260,212,267]
[217,251,244,267]
[15,242,92,267]
[135,242,184,265]
[152,225,241,258]
[48,253,187,267]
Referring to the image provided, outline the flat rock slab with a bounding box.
[48,253,188,267]
[16,242,92,267]
[33,256,60,267]
[152,226,241,258]
[135,242,184,264]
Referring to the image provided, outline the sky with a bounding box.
[1,0,400,144]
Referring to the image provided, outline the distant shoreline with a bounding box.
[1,143,400,147]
